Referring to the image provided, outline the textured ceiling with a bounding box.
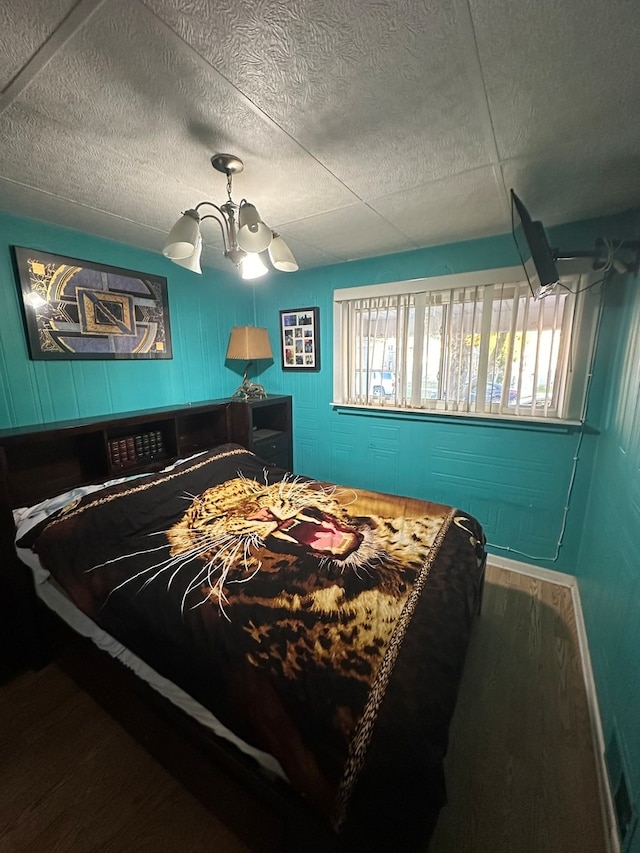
[1,0,639,272]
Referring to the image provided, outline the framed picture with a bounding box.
[279,306,320,371]
[12,246,172,360]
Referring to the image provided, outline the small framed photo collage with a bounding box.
[279,306,320,371]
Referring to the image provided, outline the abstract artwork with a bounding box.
[12,246,172,360]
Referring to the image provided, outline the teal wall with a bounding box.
[1,209,633,575]
[0,212,253,427]
[1,206,639,843]
[575,210,640,853]
[1,209,631,575]
[254,213,633,576]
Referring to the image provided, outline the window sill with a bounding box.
[330,401,597,433]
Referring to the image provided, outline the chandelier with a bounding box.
[162,153,298,280]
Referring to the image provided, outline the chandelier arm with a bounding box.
[197,208,232,254]
[194,201,229,216]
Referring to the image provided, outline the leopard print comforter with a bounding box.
[25,444,486,850]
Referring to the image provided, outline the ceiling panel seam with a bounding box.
[458,0,511,221]
[361,202,421,247]
[367,161,500,203]
[0,0,107,117]
[139,0,362,205]
[0,173,174,234]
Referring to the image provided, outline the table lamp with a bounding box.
[226,326,273,399]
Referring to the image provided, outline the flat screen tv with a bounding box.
[510,189,560,299]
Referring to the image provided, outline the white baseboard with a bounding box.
[487,552,577,588]
[486,554,620,853]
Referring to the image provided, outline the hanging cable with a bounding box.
[486,276,606,563]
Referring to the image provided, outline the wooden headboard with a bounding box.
[0,400,238,675]
[0,399,238,510]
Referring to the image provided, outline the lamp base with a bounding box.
[231,377,268,400]
[230,359,268,400]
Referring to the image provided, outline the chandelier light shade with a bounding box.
[163,209,201,259]
[162,154,298,280]
[240,252,269,280]
[171,231,202,273]
[237,202,273,253]
[226,325,273,399]
[268,233,299,272]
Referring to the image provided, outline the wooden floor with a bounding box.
[428,565,606,853]
[0,565,607,853]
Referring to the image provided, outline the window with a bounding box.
[333,267,600,422]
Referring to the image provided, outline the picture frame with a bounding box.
[279,306,320,371]
[12,246,172,360]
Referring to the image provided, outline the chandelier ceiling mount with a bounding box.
[211,153,244,175]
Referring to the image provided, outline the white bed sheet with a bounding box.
[34,576,289,783]
[13,470,288,785]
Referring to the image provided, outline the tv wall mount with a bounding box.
[510,189,640,299]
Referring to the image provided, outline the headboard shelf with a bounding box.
[0,397,230,442]
[0,396,293,508]
[0,400,220,507]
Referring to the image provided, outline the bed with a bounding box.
[0,407,486,852]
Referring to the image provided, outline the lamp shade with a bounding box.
[268,234,298,272]
[237,202,273,253]
[240,252,269,280]
[171,233,202,273]
[163,209,201,259]
[226,326,273,361]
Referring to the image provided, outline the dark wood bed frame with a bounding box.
[0,401,485,852]
[0,401,341,852]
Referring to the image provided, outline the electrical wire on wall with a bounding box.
[486,270,610,563]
